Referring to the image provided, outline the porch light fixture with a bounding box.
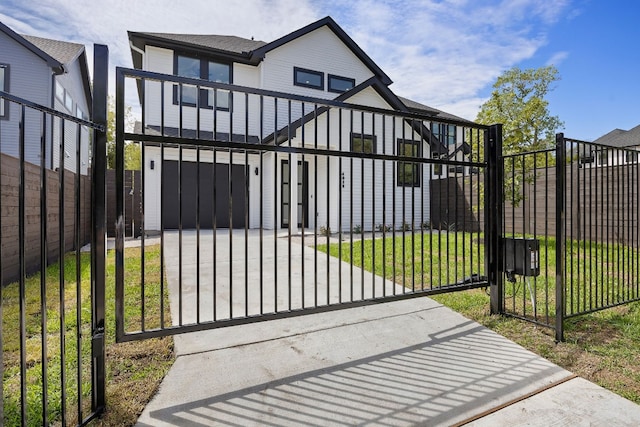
[254,167,259,176]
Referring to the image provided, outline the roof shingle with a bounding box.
[135,32,266,54]
[22,34,84,65]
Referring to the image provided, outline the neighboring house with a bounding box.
[128,16,474,232]
[0,20,92,174]
[581,124,640,167]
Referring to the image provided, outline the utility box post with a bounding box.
[486,124,504,315]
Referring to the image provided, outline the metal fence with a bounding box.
[0,45,107,426]
[498,134,640,340]
[114,67,492,341]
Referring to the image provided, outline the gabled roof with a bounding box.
[594,125,640,148]
[128,16,392,85]
[0,20,64,74]
[22,35,85,65]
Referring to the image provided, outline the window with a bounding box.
[598,149,609,166]
[174,54,231,109]
[55,80,65,103]
[0,64,7,118]
[328,74,355,93]
[64,91,73,112]
[433,123,456,146]
[76,105,84,120]
[397,139,421,187]
[625,150,638,163]
[351,133,375,154]
[294,67,323,90]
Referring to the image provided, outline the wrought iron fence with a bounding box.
[114,67,491,341]
[498,134,640,340]
[0,45,107,426]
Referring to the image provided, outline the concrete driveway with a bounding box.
[136,229,640,426]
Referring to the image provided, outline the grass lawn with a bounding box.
[2,245,174,426]
[321,231,640,404]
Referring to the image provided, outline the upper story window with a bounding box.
[64,91,73,112]
[55,80,65,103]
[433,123,456,146]
[397,139,421,187]
[328,74,355,93]
[351,133,375,154]
[294,67,323,90]
[174,54,231,110]
[0,64,7,118]
[598,149,608,166]
[625,150,638,164]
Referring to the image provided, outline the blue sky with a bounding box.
[0,0,637,140]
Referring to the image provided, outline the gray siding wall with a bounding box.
[0,30,53,168]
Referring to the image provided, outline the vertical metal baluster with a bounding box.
[392,117,397,295]
[159,82,165,329]
[212,89,218,321]
[259,95,264,315]
[178,84,183,326]
[75,122,83,421]
[360,111,364,300]
[244,92,249,317]
[228,90,234,319]
[19,106,29,425]
[287,100,292,311]
[371,113,376,296]
[381,114,387,297]
[59,117,68,426]
[39,110,49,424]
[349,110,354,302]
[273,98,278,312]
[325,105,330,306]
[300,102,306,309]
[140,79,146,331]
[338,108,343,303]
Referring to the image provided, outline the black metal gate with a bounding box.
[0,45,108,426]
[114,67,492,342]
[497,133,640,341]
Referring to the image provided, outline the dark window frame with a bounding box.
[397,139,421,187]
[625,150,638,163]
[0,64,8,119]
[172,52,232,111]
[433,123,457,146]
[293,67,324,90]
[328,74,355,93]
[350,132,376,154]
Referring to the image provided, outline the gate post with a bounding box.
[555,133,565,342]
[91,44,108,414]
[487,124,504,314]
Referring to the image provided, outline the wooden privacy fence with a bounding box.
[431,161,639,247]
[0,152,91,286]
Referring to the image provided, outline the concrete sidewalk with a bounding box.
[136,231,640,426]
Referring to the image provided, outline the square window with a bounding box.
[598,150,608,165]
[434,123,456,145]
[626,150,638,163]
[397,139,421,187]
[328,74,355,93]
[294,67,323,90]
[351,133,375,154]
[174,55,231,109]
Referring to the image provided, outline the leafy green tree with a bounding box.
[106,95,140,170]
[476,65,564,154]
[476,66,564,206]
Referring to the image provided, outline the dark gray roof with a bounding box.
[397,96,471,123]
[134,33,266,54]
[22,34,84,65]
[594,125,640,148]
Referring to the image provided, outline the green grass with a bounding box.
[2,245,173,426]
[320,231,640,404]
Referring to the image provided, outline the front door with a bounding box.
[281,160,308,228]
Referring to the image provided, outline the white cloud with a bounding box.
[546,51,569,66]
[0,0,572,121]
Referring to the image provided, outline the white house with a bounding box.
[585,125,640,167]
[128,16,475,232]
[0,20,92,175]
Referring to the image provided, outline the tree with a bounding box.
[476,66,564,206]
[106,95,140,170]
[476,65,563,154]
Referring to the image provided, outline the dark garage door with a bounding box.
[162,160,247,229]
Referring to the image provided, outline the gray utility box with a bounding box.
[503,238,540,277]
